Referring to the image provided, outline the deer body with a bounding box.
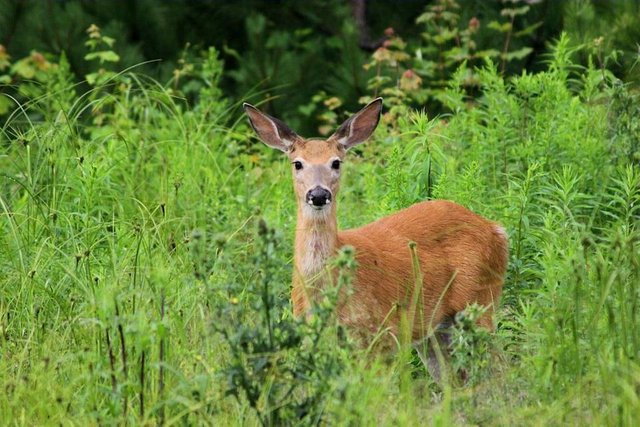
[293,199,507,339]
[244,99,508,343]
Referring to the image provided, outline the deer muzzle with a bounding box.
[306,186,332,208]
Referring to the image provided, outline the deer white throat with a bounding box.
[295,207,338,280]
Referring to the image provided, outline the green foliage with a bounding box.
[225,7,368,133]
[2,0,640,132]
[563,0,640,83]
[381,111,442,213]
[342,0,543,119]
[1,28,640,426]
[215,220,352,426]
[450,304,493,384]
[84,24,121,86]
[0,48,75,117]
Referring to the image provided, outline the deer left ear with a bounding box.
[331,98,383,149]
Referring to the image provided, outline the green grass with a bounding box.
[1,39,639,425]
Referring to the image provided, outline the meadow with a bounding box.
[1,33,639,425]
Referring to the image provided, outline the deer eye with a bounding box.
[293,161,303,171]
[331,160,341,170]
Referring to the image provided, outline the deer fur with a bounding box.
[244,98,508,343]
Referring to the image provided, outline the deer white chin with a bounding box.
[303,203,332,217]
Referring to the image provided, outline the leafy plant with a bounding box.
[215,219,354,426]
[449,303,493,384]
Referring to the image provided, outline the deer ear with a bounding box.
[243,103,299,152]
[331,97,383,149]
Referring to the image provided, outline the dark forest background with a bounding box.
[1,0,639,132]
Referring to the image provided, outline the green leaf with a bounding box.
[11,58,36,79]
[0,95,12,115]
[84,38,98,49]
[266,32,290,49]
[488,21,512,33]
[102,36,115,47]
[515,22,543,38]
[85,72,98,85]
[222,45,242,61]
[85,70,116,86]
[476,49,501,58]
[505,47,533,61]
[501,6,530,18]
[84,50,120,63]
[416,12,436,24]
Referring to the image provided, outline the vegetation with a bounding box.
[1,0,639,130]
[1,1,640,425]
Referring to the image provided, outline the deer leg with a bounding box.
[415,317,454,383]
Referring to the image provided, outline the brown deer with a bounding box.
[243,98,508,347]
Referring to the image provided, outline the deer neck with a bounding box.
[292,204,338,314]
[294,204,338,278]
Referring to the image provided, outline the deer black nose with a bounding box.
[306,187,332,207]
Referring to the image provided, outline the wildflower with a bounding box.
[373,47,392,63]
[469,17,480,32]
[400,69,422,91]
[86,24,101,39]
[323,97,342,110]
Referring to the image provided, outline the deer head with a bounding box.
[243,98,383,218]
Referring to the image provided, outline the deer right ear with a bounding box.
[243,103,299,152]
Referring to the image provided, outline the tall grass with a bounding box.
[1,36,639,425]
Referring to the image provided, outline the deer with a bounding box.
[243,98,508,354]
